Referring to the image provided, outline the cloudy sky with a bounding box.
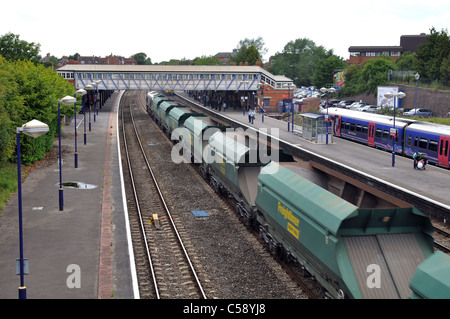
[1,0,449,63]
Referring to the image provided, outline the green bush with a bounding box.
[0,57,74,165]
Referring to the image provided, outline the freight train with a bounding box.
[321,108,450,168]
[146,91,450,299]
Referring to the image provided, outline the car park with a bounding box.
[403,108,433,117]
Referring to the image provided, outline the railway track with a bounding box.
[433,225,450,254]
[119,91,206,299]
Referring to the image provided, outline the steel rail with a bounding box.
[120,92,160,299]
[128,92,207,299]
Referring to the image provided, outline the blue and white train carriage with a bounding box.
[322,108,450,168]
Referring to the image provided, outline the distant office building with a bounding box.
[348,33,427,64]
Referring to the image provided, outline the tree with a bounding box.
[270,38,333,86]
[341,56,394,96]
[131,52,152,65]
[395,51,418,71]
[231,37,266,65]
[192,55,221,65]
[440,55,450,83]
[0,33,41,64]
[415,27,450,81]
[312,56,347,88]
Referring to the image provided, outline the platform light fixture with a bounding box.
[85,84,93,132]
[240,80,249,116]
[414,73,420,114]
[74,89,87,168]
[384,91,406,167]
[16,119,49,299]
[58,95,77,211]
[284,83,296,132]
[320,87,336,144]
[96,80,102,116]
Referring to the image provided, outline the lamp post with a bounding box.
[58,95,77,211]
[414,72,420,114]
[74,89,87,168]
[16,119,49,299]
[85,84,93,132]
[96,80,101,115]
[240,80,248,116]
[90,82,98,122]
[384,91,406,167]
[320,87,336,144]
[284,83,296,132]
[259,81,266,123]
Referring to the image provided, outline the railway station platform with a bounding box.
[176,92,450,211]
[0,91,136,299]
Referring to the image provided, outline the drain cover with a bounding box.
[191,210,209,218]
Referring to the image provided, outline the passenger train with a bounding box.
[322,108,450,168]
[145,91,450,299]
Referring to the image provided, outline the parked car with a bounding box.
[337,100,355,108]
[348,102,367,110]
[328,99,340,107]
[360,105,380,113]
[403,108,433,117]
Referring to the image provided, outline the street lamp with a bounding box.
[74,89,87,168]
[384,91,406,167]
[16,119,49,299]
[320,87,336,144]
[414,73,420,114]
[58,95,77,211]
[85,84,93,132]
[240,80,248,116]
[284,83,296,132]
[96,80,102,115]
[90,82,98,122]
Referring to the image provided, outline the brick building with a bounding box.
[348,33,427,64]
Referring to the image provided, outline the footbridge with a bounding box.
[57,64,293,92]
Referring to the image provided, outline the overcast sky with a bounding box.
[1,0,449,64]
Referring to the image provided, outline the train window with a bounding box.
[439,140,449,156]
[362,125,368,135]
[356,124,362,132]
[350,123,355,131]
[414,136,418,147]
[341,121,345,130]
[418,138,428,149]
[407,135,412,146]
[429,139,438,152]
[383,130,389,140]
[375,128,382,138]
[345,122,350,130]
